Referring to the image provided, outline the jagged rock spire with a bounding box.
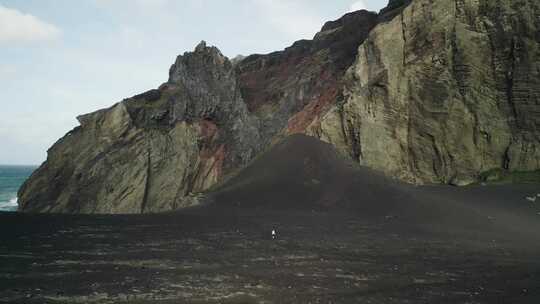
[195,40,207,52]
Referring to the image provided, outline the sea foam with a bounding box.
[0,196,18,212]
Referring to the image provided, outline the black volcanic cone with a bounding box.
[205,135,540,241]
[209,134,408,214]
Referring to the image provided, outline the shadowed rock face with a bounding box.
[235,10,378,141]
[19,0,540,213]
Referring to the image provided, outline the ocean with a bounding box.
[0,165,37,212]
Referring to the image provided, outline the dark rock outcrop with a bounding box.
[236,10,378,140]
[19,0,540,213]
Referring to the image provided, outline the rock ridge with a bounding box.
[18,0,540,213]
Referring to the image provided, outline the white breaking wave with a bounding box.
[0,196,18,211]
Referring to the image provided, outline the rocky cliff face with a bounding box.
[314,0,540,185]
[18,42,262,213]
[19,0,540,213]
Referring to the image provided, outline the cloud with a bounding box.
[0,4,61,45]
[93,0,174,17]
[349,0,368,12]
[95,0,170,9]
[251,0,323,40]
[134,0,170,10]
[0,64,16,79]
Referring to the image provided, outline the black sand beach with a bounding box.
[2,188,540,303]
[2,136,540,303]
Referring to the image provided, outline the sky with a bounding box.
[0,0,387,165]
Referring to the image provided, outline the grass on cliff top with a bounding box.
[480,169,540,185]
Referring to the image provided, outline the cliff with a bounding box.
[314,0,540,185]
[18,42,262,213]
[19,0,540,213]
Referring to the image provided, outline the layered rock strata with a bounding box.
[314,0,540,185]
